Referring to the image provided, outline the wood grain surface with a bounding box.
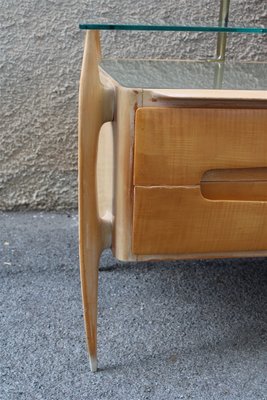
[134,107,267,186]
[133,186,267,255]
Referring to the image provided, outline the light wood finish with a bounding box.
[132,186,267,255]
[134,107,267,186]
[143,96,267,109]
[100,60,143,261]
[97,123,114,218]
[78,30,114,372]
[112,87,143,260]
[79,31,267,372]
[143,88,267,106]
[94,84,267,262]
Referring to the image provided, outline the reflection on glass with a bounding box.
[100,60,267,90]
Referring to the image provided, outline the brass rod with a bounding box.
[213,62,225,89]
[216,0,231,60]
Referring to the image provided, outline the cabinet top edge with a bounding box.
[143,89,267,101]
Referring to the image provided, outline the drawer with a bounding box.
[134,107,267,186]
[132,186,267,255]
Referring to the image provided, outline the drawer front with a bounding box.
[134,107,267,186]
[132,186,267,255]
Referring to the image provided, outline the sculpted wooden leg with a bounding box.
[78,30,114,371]
[79,248,100,372]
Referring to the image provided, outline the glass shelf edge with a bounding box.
[79,23,267,34]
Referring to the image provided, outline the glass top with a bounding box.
[100,60,267,91]
[80,20,267,34]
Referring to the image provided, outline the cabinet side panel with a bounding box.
[113,87,142,261]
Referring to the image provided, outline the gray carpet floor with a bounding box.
[0,211,266,400]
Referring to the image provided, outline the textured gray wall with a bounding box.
[1,0,266,210]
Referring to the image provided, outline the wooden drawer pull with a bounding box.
[201,167,267,201]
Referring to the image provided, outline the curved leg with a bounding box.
[78,30,114,372]
[80,249,100,372]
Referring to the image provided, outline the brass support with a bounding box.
[216,0,231,61]
[213,62,225,89]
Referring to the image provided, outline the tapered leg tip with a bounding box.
[90,357,97,372]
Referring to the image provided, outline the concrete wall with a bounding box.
[1,0,266,210]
